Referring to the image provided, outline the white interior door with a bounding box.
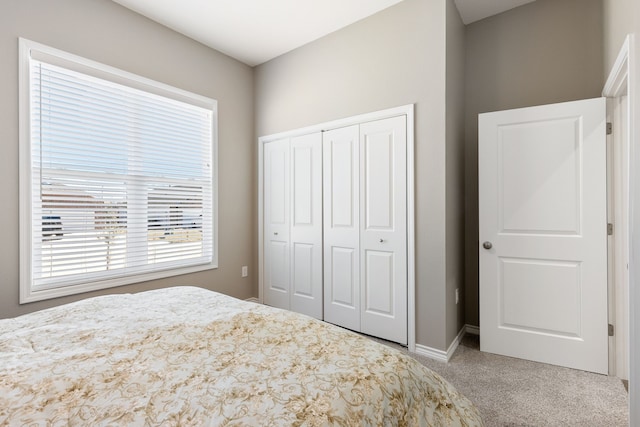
[479,97,608,374]
[360,116,407,344]
[290,132,323,319]
[323,125,361,331]
[264,138,290,310]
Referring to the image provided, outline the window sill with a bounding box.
[20,262,218,304]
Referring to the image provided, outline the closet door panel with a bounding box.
[290,133,323,319]
[264,138,290,310]
[360,116,407,344]
[330,246,357,306]
[268,241,289,291]
[364,133,393,229]
[323,125,360,331]
[292,243,314,296]
[330,141,356,226]
[364,250,394,314]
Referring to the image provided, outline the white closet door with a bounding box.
[360,116,407,344]
[264,138,290,309]
[290,133,323,319]
[323,125,361,331]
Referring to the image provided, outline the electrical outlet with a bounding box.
[455,288,459,304]
[241,266,248,277]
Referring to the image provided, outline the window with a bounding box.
[19,39,217,303]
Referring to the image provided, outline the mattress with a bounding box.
[0,286,483,426]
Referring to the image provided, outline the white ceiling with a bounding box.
[111,0,537,66]
[111,0,405,66]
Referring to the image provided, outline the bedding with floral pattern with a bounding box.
[0,286,483,426]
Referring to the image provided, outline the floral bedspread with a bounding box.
[0,286,483,426]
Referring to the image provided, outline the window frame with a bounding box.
[19,38,218,304]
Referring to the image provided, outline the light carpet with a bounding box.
[375,334,628,426]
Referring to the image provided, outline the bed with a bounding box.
[0,286,483,426]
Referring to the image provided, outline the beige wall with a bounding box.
[603,0,640,422]
[603,0,636,72]
[445,0,467,345]
[255,0,465,351]
[0,0,256,319]
[463,0,605,326]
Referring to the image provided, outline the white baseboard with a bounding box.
[414,325,468,363]
[465,324,480,336]
[413,324,480,363]
[414,343,449,362]
[245,297,260,303]
[445,326,467,360]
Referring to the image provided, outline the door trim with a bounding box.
[258,104,416,352]
[603,36,631,379]
[602,33,636,420]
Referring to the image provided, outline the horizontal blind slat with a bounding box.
[30,54,215,289]
[35,66,211,120]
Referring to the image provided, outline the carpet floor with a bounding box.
[377,334,629,426]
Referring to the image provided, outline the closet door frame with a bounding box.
[258,104,416,352]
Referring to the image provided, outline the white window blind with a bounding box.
[20,39,217,303]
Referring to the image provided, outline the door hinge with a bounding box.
[608,324,614,336]
[607,122,613,135]
[608,223,614,236]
